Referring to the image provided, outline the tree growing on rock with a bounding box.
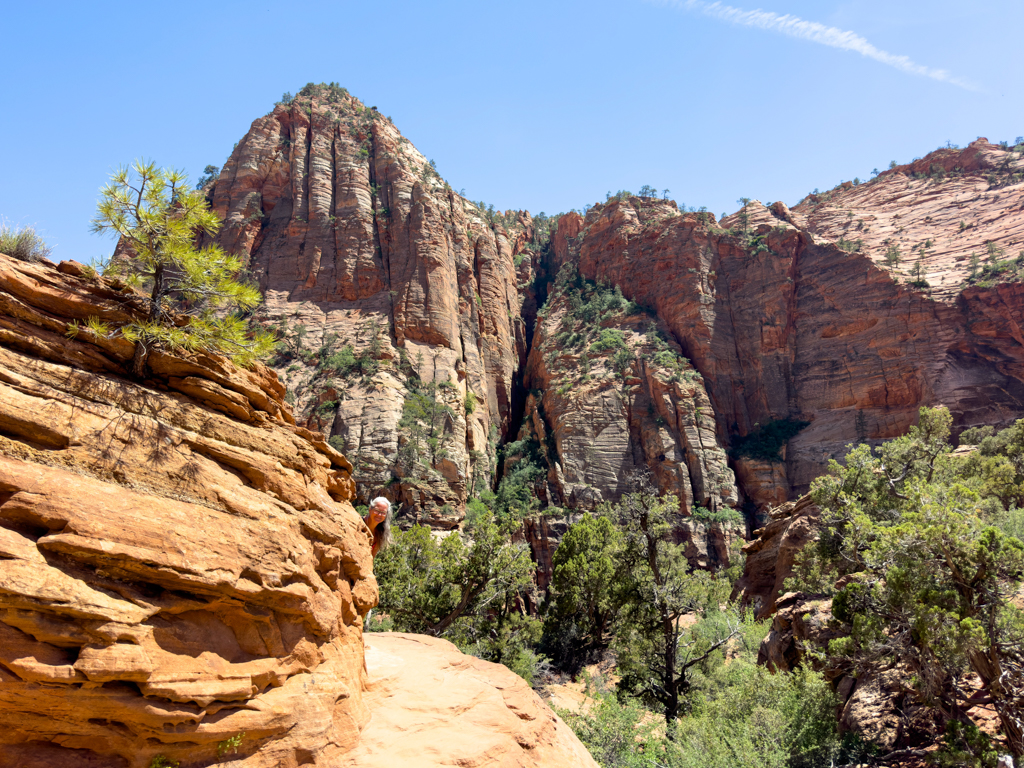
[88,160,273,377]
[792,407,1024,761]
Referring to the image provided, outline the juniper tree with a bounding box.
[88,161,273,377]
[604,479,740,727]
[791,407,1024,759]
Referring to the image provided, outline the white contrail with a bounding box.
[654,0,979,91]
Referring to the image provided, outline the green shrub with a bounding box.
[0,222,52,263]
[837,237,862,253]
[653,349,678,368]
[611,346,633,374]
[317,400,338,417]
[589,328,627,354]
[397,374,456,475]
[464,390,477,415]
[375,511,539,667]
[364,613,394,632]
[790,407,1024,756]
[557,691,668,768]
[506,647,549,687]
[672,663,852,768]
[196,164,220,190]
[217,732,245,758]
[464,497,490,528]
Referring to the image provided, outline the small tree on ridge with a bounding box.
[89,161,273,377]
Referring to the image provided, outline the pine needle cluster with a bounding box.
[84,160,274,374]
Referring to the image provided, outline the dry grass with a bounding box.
[0,221,52,262]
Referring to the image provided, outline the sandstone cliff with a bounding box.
[0,255,374,766]
[206,84,536,524]
[548,141,1024,510]
[206,95,1024,574]
[518,256,742,567]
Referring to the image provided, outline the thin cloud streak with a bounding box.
[655,0,980,92]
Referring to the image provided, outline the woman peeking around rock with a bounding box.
[363,496,392,557]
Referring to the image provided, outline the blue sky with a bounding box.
[2,0,1021,261]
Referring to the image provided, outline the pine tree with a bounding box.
[88,161,273,377]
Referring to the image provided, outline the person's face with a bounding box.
[370,502,388,524]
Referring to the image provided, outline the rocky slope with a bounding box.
[347,633,597,768]
[0,254,374,766]
[794,137,1024,302]
[549,140,1024,509]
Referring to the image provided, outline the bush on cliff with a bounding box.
[0,221,52,263]
[791,406,1024,760]
[88,161,274,376]
[729,418,809,462]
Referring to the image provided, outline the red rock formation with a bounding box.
[553,152,1024,507]
[207,87,534,521]
[732,494,820,618]
[0,253,601,767]
[0,255,374,766]
[209,92,1024,532]
[518,263,742,566]
[794,138,1024,302]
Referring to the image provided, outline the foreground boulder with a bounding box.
[0,254,374,766]
[348,633,598,768]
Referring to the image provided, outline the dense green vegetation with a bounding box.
[560,659,864,768]
[376,397,1024,765]
[375,472,859,764]
[791,407,1024,762]
[729,418,809,462]
[538,485,871,766]
[540,262,698,390]
[373,509,543,680]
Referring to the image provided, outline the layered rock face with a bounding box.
[550,143,1024,507]
[0,254,601,767]
[519,261,742,567]
[732,494,820,618]
[794,138,1024,302]
[208,98,1024,571]
[0,255,375,767]
[206,86,535,523]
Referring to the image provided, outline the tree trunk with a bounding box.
[970,648,1024,759]
[130,341,148,379]
[130,263,165,380]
